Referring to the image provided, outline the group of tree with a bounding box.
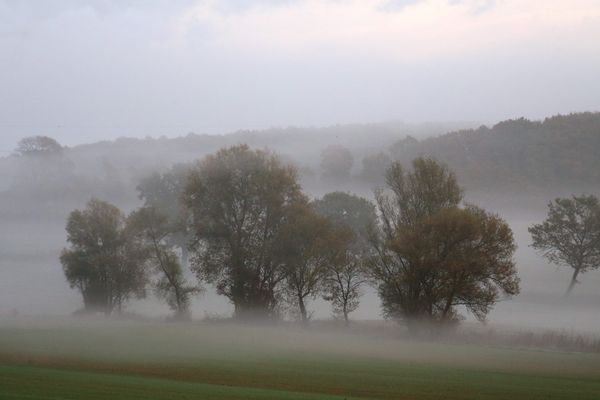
[61,144,523,329]
[61,199,198,319]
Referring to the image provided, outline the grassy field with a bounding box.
[0,318,599,399]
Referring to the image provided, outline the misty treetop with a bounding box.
[14,136,63,157]
[5,112,600,223]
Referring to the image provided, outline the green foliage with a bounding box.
[529,195,600,294]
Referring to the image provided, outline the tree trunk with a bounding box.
[566,268,580,295]
[342,300,350,327]
[298,294,308,324]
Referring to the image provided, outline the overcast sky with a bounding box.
[1,0,599,152]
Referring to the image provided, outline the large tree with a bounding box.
[60,199,148,315]
[128,206,200,320]
[529,195,600,294]
[368,158,519,330]
[312,192,377,324]
[183,145,306,319]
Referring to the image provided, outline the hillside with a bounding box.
[390,112,600,193]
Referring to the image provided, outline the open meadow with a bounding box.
[1,317,599,400]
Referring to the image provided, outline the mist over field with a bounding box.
[1,1,600,399]
[1,117,600,332]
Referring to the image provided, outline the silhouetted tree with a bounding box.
[183,145,306,319]
[529,195,600,294]
[368,158,519,330]
[60,199,148,315]
[128,206,200,319]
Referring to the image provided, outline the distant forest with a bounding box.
[1,112,599,218]
[392,112,600,191]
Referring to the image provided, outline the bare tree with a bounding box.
[321,228,364,326]
[312,192,376,325]
[128,206,200,320]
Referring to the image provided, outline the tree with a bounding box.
[312,192,377,324]
[137,164,192,268]
[128,207,200,320]
[183,145,306,319]
[320,227,360,325]
[320,145,354,181]
[529,195,600,294]
[14,136,62,156]
[275,204,340,323]
[60,199,148,315]
[368,158,519,330]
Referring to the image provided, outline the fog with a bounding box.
[1,122,600,337]
[1,1,600,372]
[2,0,600,152]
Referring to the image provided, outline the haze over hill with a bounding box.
[2,1,600,153]
[1,112,600,331]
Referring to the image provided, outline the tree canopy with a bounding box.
[368,157,519,329]
[15,136,62,156]
[183,145,306,319]
[529,195,600,294]
[60,199,148,315]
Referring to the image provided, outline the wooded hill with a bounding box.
[391,112,600,192]
[1,112,599,219]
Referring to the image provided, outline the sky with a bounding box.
[1,0,600,153]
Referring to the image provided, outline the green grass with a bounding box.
[0,364,359,400]
[1,318,599,399]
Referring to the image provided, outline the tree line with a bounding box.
[60,144,600,329]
